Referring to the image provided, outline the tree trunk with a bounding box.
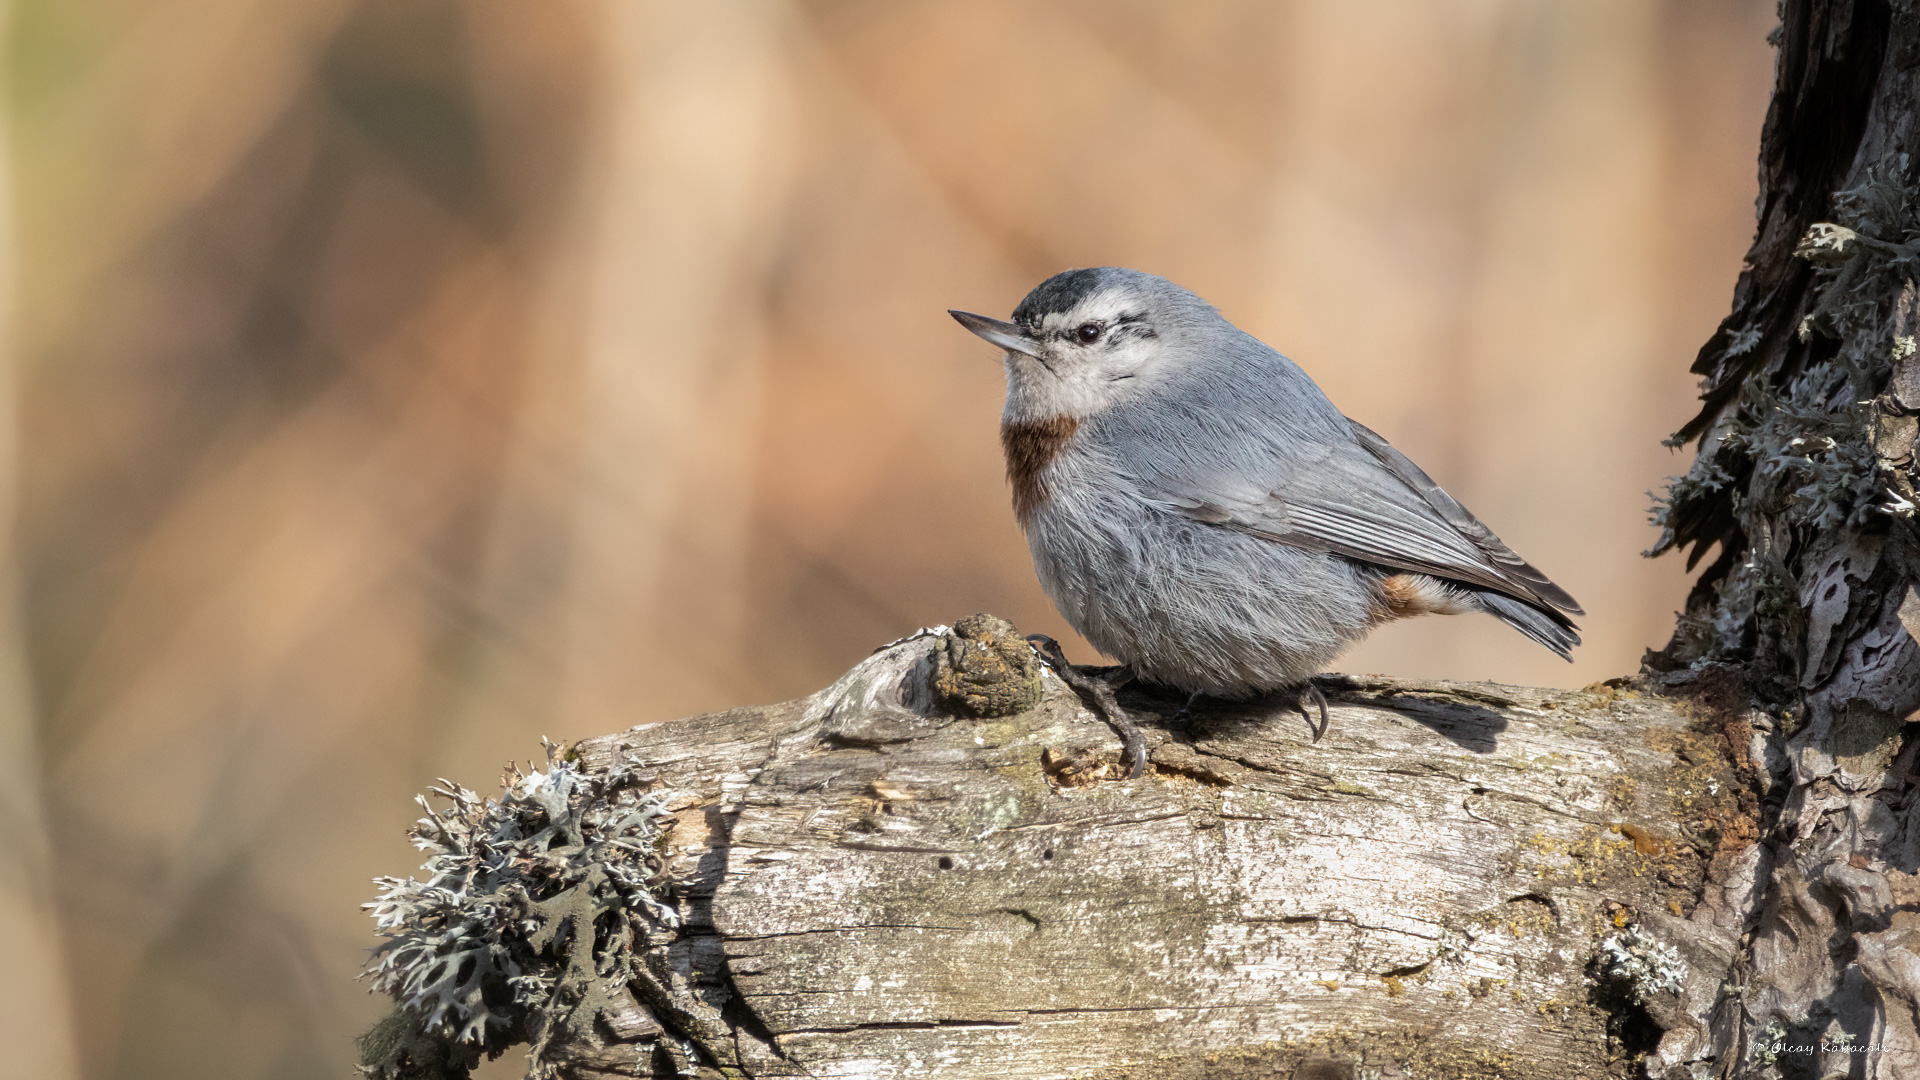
[1645,1,1920,1077]
[356,2,1920,1078]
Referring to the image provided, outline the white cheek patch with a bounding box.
[1007,294,1163,422]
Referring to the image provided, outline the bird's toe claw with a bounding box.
[1296,683,1331,743]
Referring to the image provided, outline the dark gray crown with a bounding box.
[1012,268,1115,330]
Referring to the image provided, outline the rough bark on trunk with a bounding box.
[355,2,1920,1077]
[1645,2,1920,1077]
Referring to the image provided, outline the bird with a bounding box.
[949,267,1581,770]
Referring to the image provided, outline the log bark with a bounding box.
[356,2,1920,1077]
[598,631,1768,1080]
[358,618,1762,1080]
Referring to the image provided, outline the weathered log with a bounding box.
[359,616,1761,1080]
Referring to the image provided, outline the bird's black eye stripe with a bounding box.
[1111,312,1155,341]
[1059,311,1149,344]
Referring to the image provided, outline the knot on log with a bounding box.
[357,619,1760,1079]
[928,613,1042,718]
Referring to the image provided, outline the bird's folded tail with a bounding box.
[1472,589,1580,661]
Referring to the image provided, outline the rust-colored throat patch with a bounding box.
[1001,416,1079,526]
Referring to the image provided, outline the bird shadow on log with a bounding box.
[1313,672,1512,753]
[1117,672,1510,754]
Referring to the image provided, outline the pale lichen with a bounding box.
[1748,1018,1789,1066]
[1595,925,1686,1004]
[359,744,681,1078]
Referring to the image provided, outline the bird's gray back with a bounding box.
[1086,323,1347,497]
[1078,322,1578,617]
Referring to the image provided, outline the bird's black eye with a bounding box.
[1075,321,1104,343]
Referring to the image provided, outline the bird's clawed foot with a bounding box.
[1295,681,1330,743]
[1026,634,1147,778]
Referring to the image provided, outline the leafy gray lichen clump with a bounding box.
[360,744,681,1078]
[1597,925,1686,1004]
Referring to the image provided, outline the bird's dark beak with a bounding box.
[949,310,1040,357]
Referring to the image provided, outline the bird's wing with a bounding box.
[1144,417,1583,616]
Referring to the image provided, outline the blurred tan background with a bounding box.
[0,1,1774,1076]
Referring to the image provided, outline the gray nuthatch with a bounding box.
[950,268,1580,759]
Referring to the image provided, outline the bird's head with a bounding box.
[951,267,1212,422]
